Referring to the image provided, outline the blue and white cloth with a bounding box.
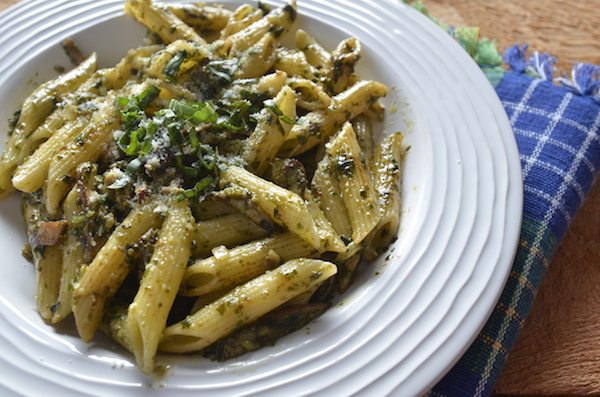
[427,45,600,396]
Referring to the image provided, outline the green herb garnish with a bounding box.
[163,50,188,83]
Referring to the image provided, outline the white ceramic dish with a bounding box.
[0,0,523,396]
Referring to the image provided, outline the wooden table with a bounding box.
[1,0,599,395]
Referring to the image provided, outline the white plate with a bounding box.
[0,1,523,396]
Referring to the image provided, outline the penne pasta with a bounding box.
[223,1,297,57]
[366,131,405,255]
[156,2,232,33]
[219,165,323,249]
[181,237,281,297]
[143,40,209,83]
[288,77,331,111]
[274,48,319,81]
[159,258,337,353]
[326,122,381,244]
[127,199,194,374]
[51,186,86,323]
[219,4,263,41]
[296,29,330,69]
[234,32,277,79]
[0,53,98,198]
[0,0,404,372]
[193,212,269,257]
[242,85,296,174]
[324,38,362,94]
[45,93,120,214]
[278,80,388,157]
[72,198,164,342]
[125,0,208,46]
[12,114,92,194]
[311,153,353,242]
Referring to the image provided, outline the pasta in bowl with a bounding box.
[0,0,404,375]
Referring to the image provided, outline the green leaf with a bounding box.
[169,100,218,125]
[118,126,143,155]
[107,156,145,190]
[264,99,296,125]
[163,50,188,83]
[177,175,215,202]
[206,59,239,83]
[136,85,161,109]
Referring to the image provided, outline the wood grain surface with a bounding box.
[1,0,599,395]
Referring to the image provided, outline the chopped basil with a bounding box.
[177,174,216,202]
[168,99,218,126]
[115,85,161,131]
[263,99,296,125]
[163,50,187,83]
[107,156,145,189]
[206,59,239,83]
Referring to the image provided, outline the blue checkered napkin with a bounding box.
[426,70,600,396]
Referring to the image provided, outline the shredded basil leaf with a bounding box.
[206,59,239,83]
[177,175,215,202]
[163,50,187,83]
[264,99,296,125]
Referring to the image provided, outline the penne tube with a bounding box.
[102,45,164,91]
[351,114,374,170]
[305,189,346,253]
[296,29,330,69]
[181,237,281,297]
[326,122,381,244]
[219,4,263,40]
[34,243,64,321]
[0,53,98,197]
[45,93,120,215]
[288,78,331,111]
[223,0,297,57]
[22,191,64,320]
[72,198,164,343]
[125,0,208,46]
[193,212,269,257]
[278,80,388,157]
[99,301,133,353]
[143,40,209,83]
[20,73,105,149]
[127,199,194,375]
[190,229,318,298]
[159,258,337,353]
[243,85,296,175]
[325,38,362,94]
[51,186,86,323]
[234,32,277,79]
[219,165,323,249]
[311,153,353,241]
[264,231,319,261]
[12,114,92,194]
[156,2,232,33]
[274,48,319,81]
[366,131,404,254]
